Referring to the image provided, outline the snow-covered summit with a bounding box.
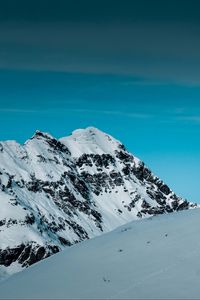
[29,130,55,141]
[60,126,127,157]
[0,127,197,279]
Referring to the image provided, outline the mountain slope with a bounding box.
[1,208,200,299]
[0,127,196,278]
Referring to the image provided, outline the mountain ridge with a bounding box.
[0,127,196,279]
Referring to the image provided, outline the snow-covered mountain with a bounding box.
[0,127,196,278]
[1,208,200,299]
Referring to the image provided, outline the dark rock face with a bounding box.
[0,245,26,267]
[0,243,59,268]
[0,128,197,275]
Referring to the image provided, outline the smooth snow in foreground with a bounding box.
[1,208,200,299]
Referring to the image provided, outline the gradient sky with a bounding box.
[0,1,200,203]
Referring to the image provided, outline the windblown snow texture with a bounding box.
[0,127,196,278]
[1,209,200,299]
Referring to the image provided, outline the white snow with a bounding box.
[1,208,200,299]
[0,262,22,281]
[60,127,139,163]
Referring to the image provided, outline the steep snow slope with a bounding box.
[0,127,196,278]
[1,208,200,299]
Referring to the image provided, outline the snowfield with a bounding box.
[1,208,200,299]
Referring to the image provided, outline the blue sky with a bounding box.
[0,69,200,203]
[0,1,200,202]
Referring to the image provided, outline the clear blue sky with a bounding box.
[0,1,200,202]
[0,69,200,203]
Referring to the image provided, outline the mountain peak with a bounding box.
[72,126,100,136]
[30,130,55,141]
[60,126,122,157]
[70,126,112,141]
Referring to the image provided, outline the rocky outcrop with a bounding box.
[0,243,59,267]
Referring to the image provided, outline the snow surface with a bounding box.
[1,208,200,299]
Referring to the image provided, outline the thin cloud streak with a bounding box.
[1,108,200,125]
[0,108,39,113]
[66,109,200,125]
[175,115,200,123]
[64,109,153,119]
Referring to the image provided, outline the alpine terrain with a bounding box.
[0,127,196,279]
